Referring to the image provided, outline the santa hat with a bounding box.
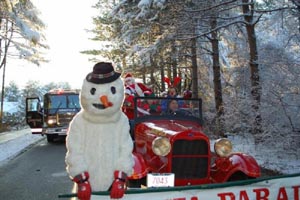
[86,62,121,84]
[125,73,133,81]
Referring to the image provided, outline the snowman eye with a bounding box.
[90,88,96,95]
[111,86,116,94]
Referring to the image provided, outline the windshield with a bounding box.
[44,94,80,113]
[133,97,203,122]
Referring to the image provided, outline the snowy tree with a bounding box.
[107,0,205,94]
[4,81,20,102]
[43,82,71,93]
[21,80,43,99]
[91,1,239,135]
[0,0,48,127]
[0,0,48,68]
[89,0,300,151]
[82,1,130,67]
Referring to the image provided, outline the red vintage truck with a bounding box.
[127,96,261,188]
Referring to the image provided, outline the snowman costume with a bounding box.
[65,62,134,199]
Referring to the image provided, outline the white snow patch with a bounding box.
[226,133,300,174]
[0,129,44,166]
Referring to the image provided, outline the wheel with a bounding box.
[46,134,56,143]
[228,171,254,182]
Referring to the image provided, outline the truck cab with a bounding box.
[25,89,80,142]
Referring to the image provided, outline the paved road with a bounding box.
[0,138,73,200]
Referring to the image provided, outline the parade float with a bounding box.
[59,96,300,199]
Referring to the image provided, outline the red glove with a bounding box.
[73,172,91,200]
[110,171,127,199]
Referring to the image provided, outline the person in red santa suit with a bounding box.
[122,88,135,120]
[124,73,152,97]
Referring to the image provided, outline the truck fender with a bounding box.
[128,152,148,180]
[211,152,261,182]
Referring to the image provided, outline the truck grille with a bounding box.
[172,139,209,179]
[57,114,75,126]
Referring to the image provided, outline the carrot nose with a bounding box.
[100,95,113,108]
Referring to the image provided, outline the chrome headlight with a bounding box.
[214,138,232,157]
[47,119,57,125]
[152,137,171,156]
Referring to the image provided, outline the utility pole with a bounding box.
[0,59,6,129]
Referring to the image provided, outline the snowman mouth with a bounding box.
[93,103,106,109]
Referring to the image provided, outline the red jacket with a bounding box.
[122,94,135,119]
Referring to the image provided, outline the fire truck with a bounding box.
[25,89,80,142]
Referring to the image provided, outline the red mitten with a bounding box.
[73,172,91,200]
[110,171,127,199]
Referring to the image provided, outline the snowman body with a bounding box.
[66,76,134,192]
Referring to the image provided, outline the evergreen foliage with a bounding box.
[87,0,300,149]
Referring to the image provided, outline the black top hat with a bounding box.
[86,62,121,84]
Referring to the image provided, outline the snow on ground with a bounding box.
[0,128,299,174]
[225,133,300,174]
[0,129,44,166]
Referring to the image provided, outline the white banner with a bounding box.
[60,174,300,200]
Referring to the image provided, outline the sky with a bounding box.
[4,0,100,89]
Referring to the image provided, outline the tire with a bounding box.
[46,134,56,143]
[228,171,254,182]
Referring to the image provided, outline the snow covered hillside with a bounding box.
[226,133,300,175]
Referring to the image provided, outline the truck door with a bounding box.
[26,97,43,134]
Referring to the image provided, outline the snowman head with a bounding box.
[80,62,124,117]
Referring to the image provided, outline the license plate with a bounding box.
[147,173,175,187]
[58,129,67,135]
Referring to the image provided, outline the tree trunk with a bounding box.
[171,41,178,79]
[210,15,224,137]
[0,19,12,128]
[160,56,166,92]
[171,41,181,92]
[191,37,198,99]
[0,61,6,128]
[242,0,262,137]
[149,56,155,91]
